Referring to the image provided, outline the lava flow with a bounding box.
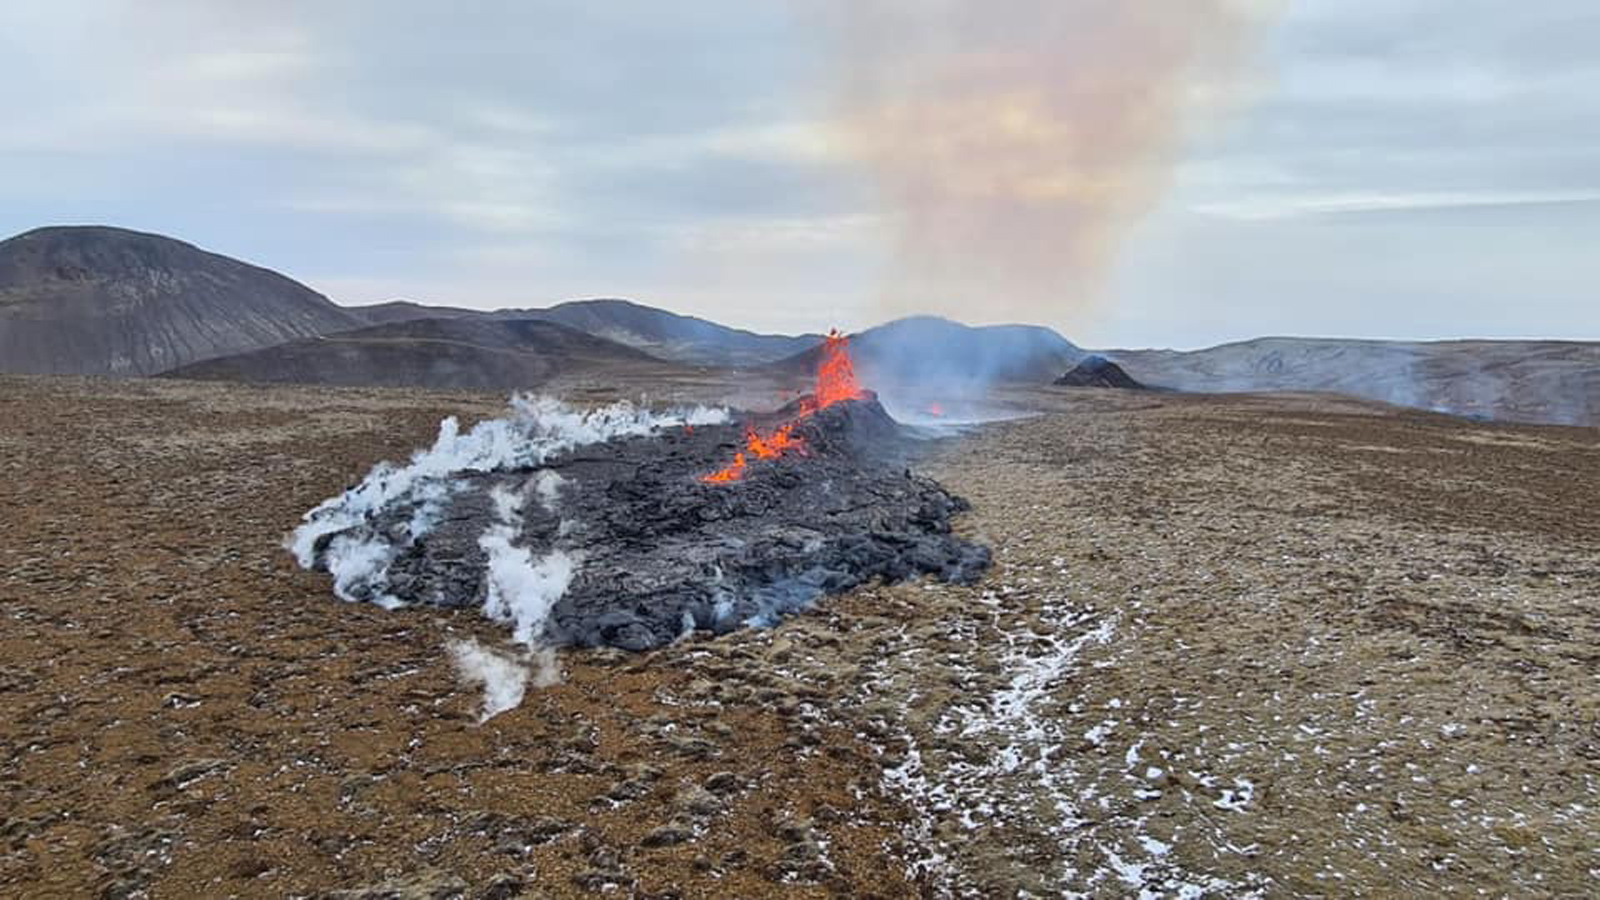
[701,329,866,483]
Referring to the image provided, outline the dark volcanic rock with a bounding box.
[311,397,989,651]
[1054,355,1145,390]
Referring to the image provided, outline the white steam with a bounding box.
[479,485,575,646]
[322,535,403,609]
[449,638,549,723]
[534,469,567,513]
[288,395,726,589]
[289,395,729,721]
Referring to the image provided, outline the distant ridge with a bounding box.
[1109,337,1600,426]
[345,299,479,326]
[3,224,1594,426]
[164,317,690,391]
[343,297,821,367]
[774,316,1084,385]
[508,298,823,367]
[0,226,362,375]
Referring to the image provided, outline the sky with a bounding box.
[1,1,1596,349]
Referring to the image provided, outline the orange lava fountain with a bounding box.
[803,330,868,413]
[701,329,866,483]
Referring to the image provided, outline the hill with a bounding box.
[1109,337,1600,426]
[1054,354,1146,389]
[774,316,1084,385]
[164,317,694,391]
[507,299,821,367]
[346,297,822,367]
[0,226,362,375]
[345,300,480,327]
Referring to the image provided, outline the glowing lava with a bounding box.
[701,452,747,484]
[701,329,866,484]
[746,422,803,460]
[804,329,868,413]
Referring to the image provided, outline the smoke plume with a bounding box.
[827,0,1275,328]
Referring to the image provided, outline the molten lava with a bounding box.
[746,422,802,460]
[701,329,866,484]
[805,329,868,412]
[701,452,747,484]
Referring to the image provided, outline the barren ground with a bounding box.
[1,375,1596,897]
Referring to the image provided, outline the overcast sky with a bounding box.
[2,1,1596,348]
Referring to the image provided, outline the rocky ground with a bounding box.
[1,375,1596,897]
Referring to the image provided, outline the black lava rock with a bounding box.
[1054,355,1146,389]
[319,396,990,651]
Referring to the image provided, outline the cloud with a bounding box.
[0,1,1596,346]
[1192,189,1600,221]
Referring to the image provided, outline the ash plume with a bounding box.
[826,0,1275,328]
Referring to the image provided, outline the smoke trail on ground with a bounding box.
[825,0,1276,328]
[448,638,532,723]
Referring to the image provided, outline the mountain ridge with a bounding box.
[163,316,692,391]
[1107,336,1600,426]
[773,315,1084,385]
[0,225,363,375]
[1,224,1595,426]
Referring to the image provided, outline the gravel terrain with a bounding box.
[1,375,1596,897]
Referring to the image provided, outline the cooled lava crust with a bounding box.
[309,395,991,650]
